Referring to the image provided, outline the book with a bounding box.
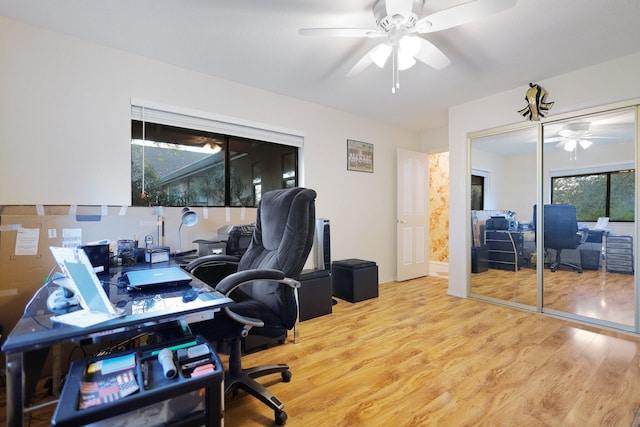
[80,354,139,409]
[79,369,139,409]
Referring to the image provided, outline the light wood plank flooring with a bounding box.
[471,267,635,326]
[4,276,640,426]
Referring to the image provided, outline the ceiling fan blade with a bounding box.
[544,137,563,143]
[416,0,517,33]
[558,129,576,138]
[346,47,378,77]
[386,0,415,18]
[413,38,451,70]
[298,28,384,38]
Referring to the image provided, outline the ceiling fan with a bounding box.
[298,0,518,93]
[546,122,609,153]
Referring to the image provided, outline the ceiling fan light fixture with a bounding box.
[563,140,577,152]
[370,43,392,67]
[399,35,421,57]
[398,52,416,70]
[579,139,593,149]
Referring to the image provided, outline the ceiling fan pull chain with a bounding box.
[392,45,398,93]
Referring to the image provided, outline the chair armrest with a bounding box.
[578,227,589,244]
[215,269,285,295]
[215,269,302,343]
[224,309,265,329]
[183,254,241,272]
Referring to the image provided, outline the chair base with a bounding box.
[549,261,582,273]
[225,337,290,425]
[549,251,583,273]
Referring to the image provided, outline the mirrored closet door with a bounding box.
[470,126,538,308]
[541,108,637,329]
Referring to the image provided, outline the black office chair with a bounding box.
[185,187,316,426]
[533,204,587,273]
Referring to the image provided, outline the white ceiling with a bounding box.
[2,0,640,132]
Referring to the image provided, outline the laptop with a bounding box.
[49,246,124,327]
[122,267,192,291]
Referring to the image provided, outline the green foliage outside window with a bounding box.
[552,170,635,222]
[131,120,297,207]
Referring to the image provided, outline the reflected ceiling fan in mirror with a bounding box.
[298,0,518,93]
[556,122,597,152]
[546,121,618,160]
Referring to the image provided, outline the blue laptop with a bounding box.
[123,267,192,291]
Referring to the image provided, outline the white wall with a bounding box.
[472,148,537,220]
[0,16,421,283]
[448,52,640,297]
[420,126,449,153]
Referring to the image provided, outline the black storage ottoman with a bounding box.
[332,259,378,303]
[299,269,333,321]
[471,245,488,273]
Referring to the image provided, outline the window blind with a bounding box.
[131,100,304,148]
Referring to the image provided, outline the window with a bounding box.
[130,103,301,207]
[471,175,485,210]
[551,169,635,221]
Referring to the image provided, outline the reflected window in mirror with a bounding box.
[471,175,485,210]
[551,169,635,222]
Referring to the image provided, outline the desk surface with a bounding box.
[2,263,233,354]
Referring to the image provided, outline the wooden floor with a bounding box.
[4,276,640,426]
[471,266,635,326]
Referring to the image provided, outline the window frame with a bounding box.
[550,166,635,222]
[131,100,303,207]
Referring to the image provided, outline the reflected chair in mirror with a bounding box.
[184,187,316,426]
[533,204,587,273]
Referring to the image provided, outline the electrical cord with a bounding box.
[22,264,60,330]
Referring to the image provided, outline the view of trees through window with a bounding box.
[131,121,297,207]
[551,169,635,221]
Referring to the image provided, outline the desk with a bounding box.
[2,264,233,427]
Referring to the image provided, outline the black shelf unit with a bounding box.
[52,335,223,427]
[485,230,525,271]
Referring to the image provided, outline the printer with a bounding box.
[218,224,255,256]
[194,224,255,257]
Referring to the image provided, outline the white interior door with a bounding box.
[397,148,430,281]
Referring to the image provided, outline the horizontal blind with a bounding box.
[131,101,303,147]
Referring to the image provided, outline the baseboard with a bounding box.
[429,261,449,279]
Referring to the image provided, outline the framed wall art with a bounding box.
[347,139,374,173]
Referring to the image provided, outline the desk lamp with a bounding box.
[176,207,199,256]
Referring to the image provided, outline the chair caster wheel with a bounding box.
[275,409,288,425]
[282,370,292,382]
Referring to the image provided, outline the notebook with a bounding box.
[49,246,124,327]
[122,267,192,291]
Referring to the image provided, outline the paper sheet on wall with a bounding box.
[15,228,40,255]
[62,228,82,248]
